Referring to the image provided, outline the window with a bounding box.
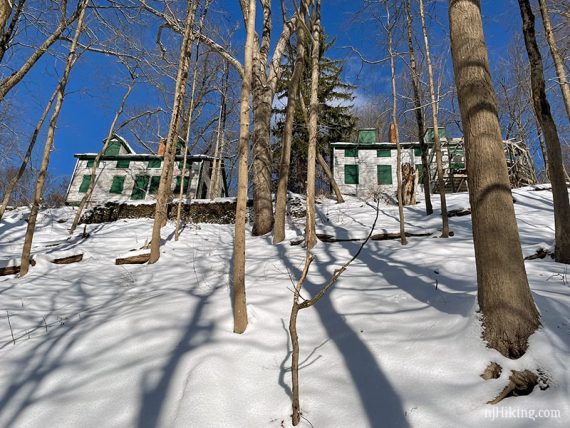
[377,165,392,185]
[414,147,421,156]
[86,159,95,168]
[79,175,92,193]
[110,176,125,194]
[148,159,162,168]
[116,159,130,168]
[104,141,121,156]
[344,165,359,184]
[345,148,358,157]
[174,176,190,194]
[131,175,149,200]
[149,176,161,194]
[377,149,391,158]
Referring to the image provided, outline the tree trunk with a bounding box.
[305,1,321,250]
[317,152,344,203]
[69,82,133,234]
[386,1,407,246]
[519,0,570,264]
[149,0,198,264]
[209,62,229,200]
[538,0,570,121]
[273,4,308,245]
[251,82,275,236]
[419,0,449,237]
[0,0,12,34]
[449,0,540,358]
[405,0,432,215]
[232,0,257,334]
[19,0,88,277]
[0,86,56,220]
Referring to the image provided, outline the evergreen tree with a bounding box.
[274,33,356,194]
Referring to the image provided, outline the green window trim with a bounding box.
[377,149,391,158]
[110,176,125,194]
[104,141,122,156]
[79,175,92,193]
[131,175,149,200]
[149,176,161,194]
[344,165,359,185]
[377,165,392,185]
[345,148,358,158]
[148,159,162,168]
[116,159,130,168]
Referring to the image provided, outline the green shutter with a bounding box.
[104,141,121,156]
[116,159,130,168]
[377,165,392,185]
[414,147,421,156]
[377,149,391,157]
[86,159,95,168]
[345,148,358,157]
[358,129,376,144]
[149,176,161,194]
[148,159,162,168]
[344,165,359,184]
[79,175,92,193]
[174,176,190,194]
[110,176,125,194]
[131,175,149,200]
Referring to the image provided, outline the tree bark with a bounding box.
[19,0,88,277]
[0,0,12,35]
[273,6,308,245]
[449,0,540,358]
[538,0,570,121]
[405,0,432,215]
[149,0,198,264]
[305,0,320,250]
[519,0,570,264]
[419,0,449,237]
[232,0,257,334]
[386,1,407,246]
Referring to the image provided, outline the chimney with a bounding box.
[158,138,166,155]
[389,123,397,144]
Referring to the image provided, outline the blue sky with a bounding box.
[3,0,531,182]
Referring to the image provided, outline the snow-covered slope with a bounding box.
[0,188,568,427]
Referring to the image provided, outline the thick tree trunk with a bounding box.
[519,0,570,264]
[0,0,12,35]
[251,83,274,236]
[405,0,432,215]
[273,8,307,245]
[449,0,540,358]
[232,0,257,334]
[419,0,449,237]
[149,0,198,264]
[317,152,344,203]
[305,1,320,250]
[19,0,88,277]
[538,0,570,121]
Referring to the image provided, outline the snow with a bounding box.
[0,188,568,427]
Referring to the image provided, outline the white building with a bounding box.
[65,135,228,206]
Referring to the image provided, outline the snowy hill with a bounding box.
[0,188,568,427]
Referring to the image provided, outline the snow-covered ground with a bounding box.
[0,188,568,428]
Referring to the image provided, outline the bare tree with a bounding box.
[19,0,88,277]
[538,0,570,121]
[305,0,321,250]
[232,0,257,334]
[449,0,540,357]
[405,0,432,215]
[0,0,12,34]
[273,3,308,245]
[419,0,449,237]
[148,0,199,264]
[519,0,570,264]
